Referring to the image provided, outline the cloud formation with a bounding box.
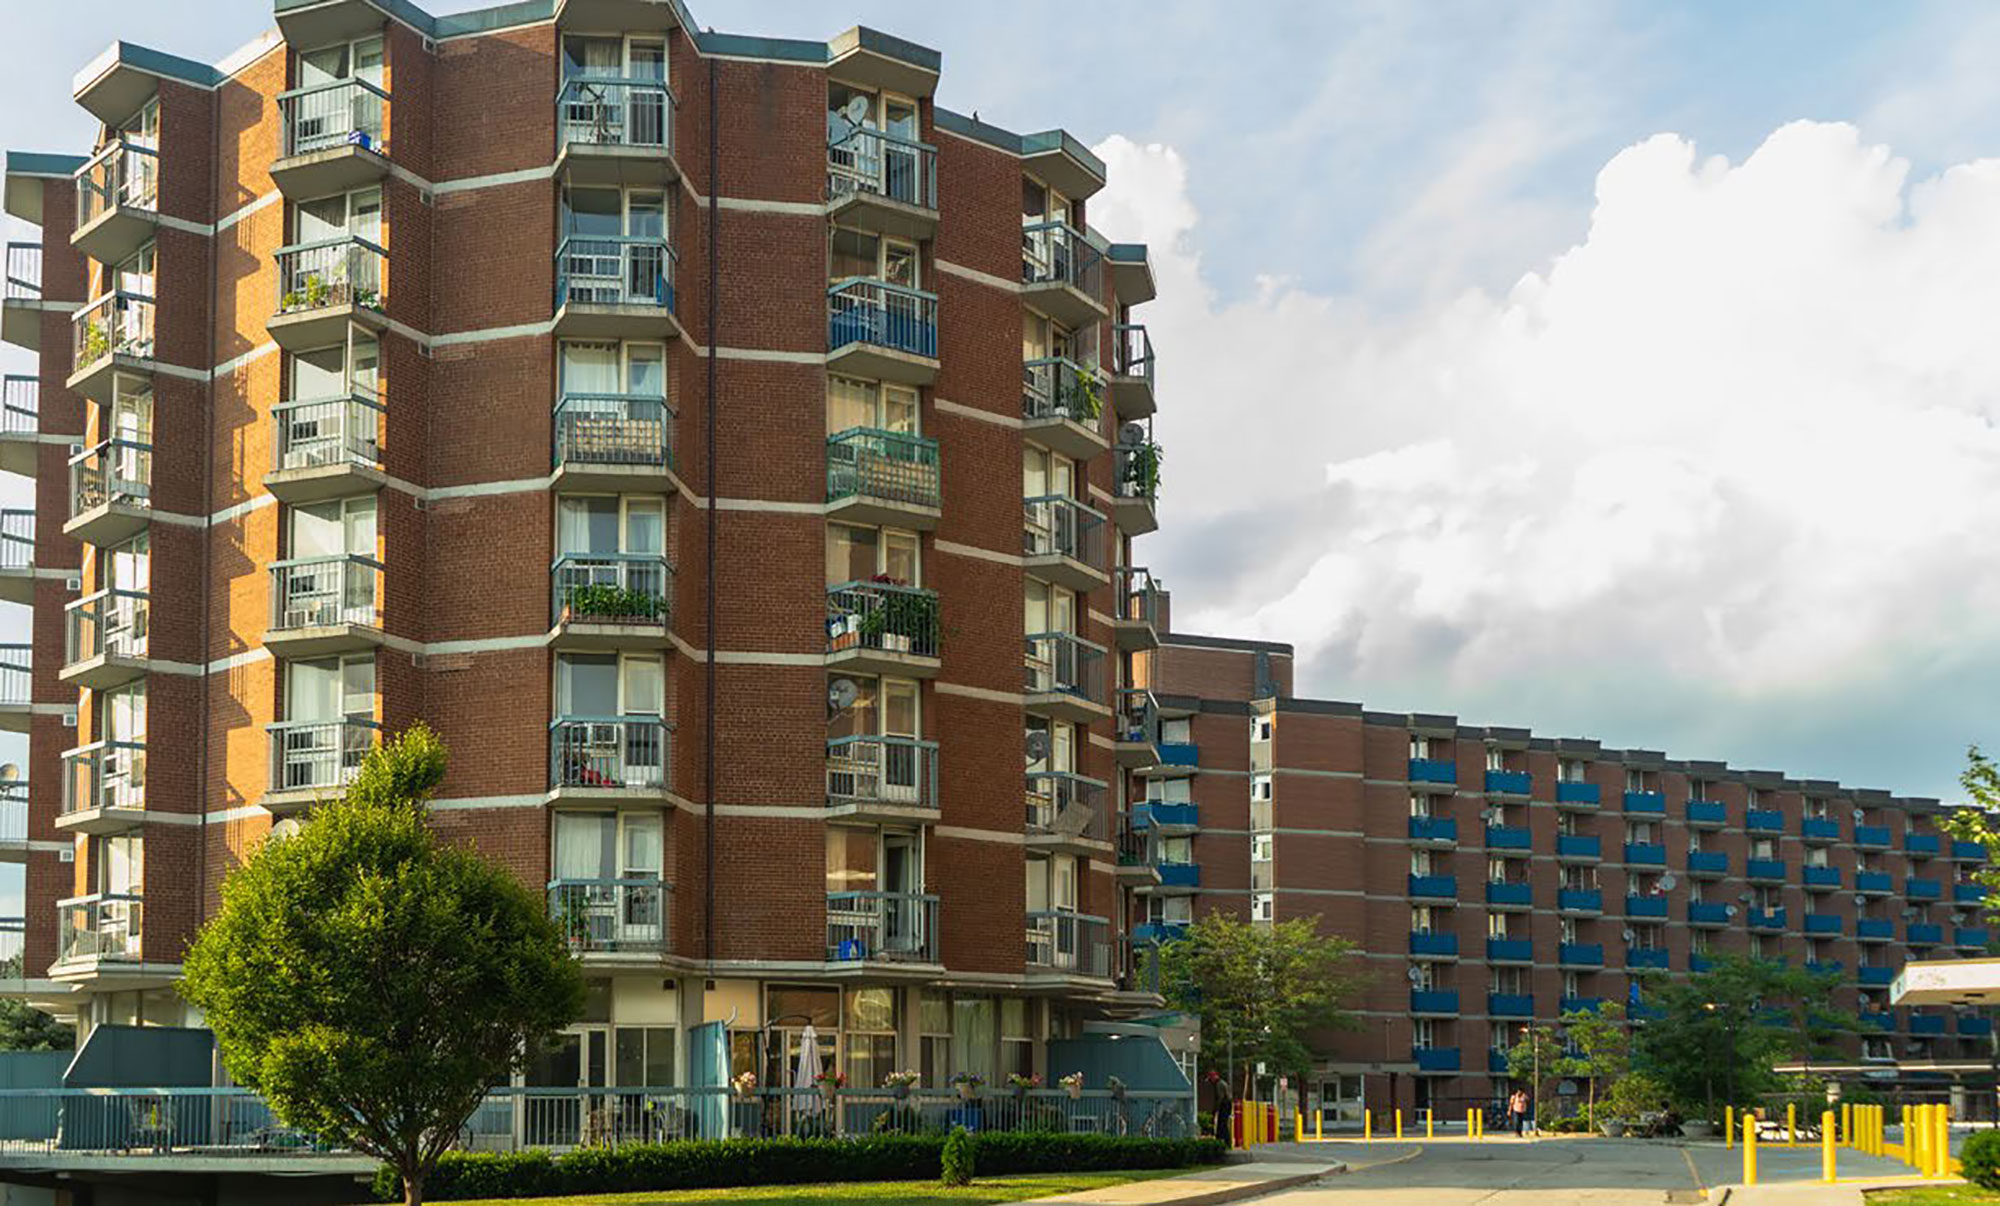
[1094,122,2000,796]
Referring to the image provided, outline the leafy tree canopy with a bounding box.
[1632,954,1845,1121]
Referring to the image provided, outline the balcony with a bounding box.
[67,291,155,401]
[267,386,388,502]
[1802,865,1842,891]
[1561,996,1604,1014]
[1909,1013,1948,1036]
[1961,1015,1994,1036]
[1410,931,1459,959]
[1407,874,1457,900]
[1857,918,1893,942]
[66,438,151,546]
[1907,923,1944,946]
[549,878,669,955]
[825,581,938,677]
[826,735,938,825]
[1686,799,1727,827]
[1626,894,1668,919]
[1688,851,1728,877]
[1156,862,1200,893]
[1804,962,1844,978]
[1555,834,1600,862]
[0,375,36,477]
[1407,757,1457,788]
[271,237,387,351]
[57,740,145,834]
[71,138,157,265]
[825,428,938,529]
[1748,907,1786,930]
[550,392,673,494]
[1114,688,1161,769]
[549,716,671,801]
[1484,768,1531,796]
[1109,566,1162,652]
[549,554,673,651]
[54,893,143,970]
[1953,840,1988,862]
[1555,781,1600,808]
[0,509,33,606]
[1628,947,1670,970]
[1804,913,1843,936]
[1021,358,1108,460]
[1903,831,1938,856]
[1022,495,1109,593]
[1856,871,1893,895]
[264,718,381,812]
[0,782,22,862]
[1557,887,1602,914]
[1485,825,1531,851]
[1488,1049,1510,1074]
[1407,815,1457,846]
[1689,902,1731,927]
[1623,790,1666,815]
[1907,877,1944,901]
[828,279,937,384]
[1486,881,1532,908]
[1624,842,1667,867]
[1746,858,1786,883]
[1746,809,1784,833]
[1024,911,1111,982]
[1558,942,1604,968]
[1023,631,1108,721]
[1131,921,1187,944]
[1486,938,1532,964]
[1411,1047,1460,1075]
[828,891,939,970]
[1956,881,1988,904]
[1144,800,1198,834]
[1410,989,1459,1016]
[1958,927,1990,950]
[267,555,384,656]
[1116,821,1161,887]
[1858,1013,1893,1033]
[1,242,43,351]
[1858,966,1895,987]
[61,589,148,691]
[274,77,391,197]
[1109,323,1155,420]
[553,235,674,340]
[1802,817,1841,843]
[1020,221,1105,328]
[1108,438,1160,535]
[1024,770,1110,854]
[827,126,936,239]
[555,74,678,185]
[1691,955,1716,971]
[0,645,26,734]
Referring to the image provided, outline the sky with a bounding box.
[6,0,2000,817]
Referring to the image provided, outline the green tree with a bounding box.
[1564,1001,1630,1123]
[0,954,71,1051]
[1943,746,2000,907]
[180,725,584,1206]
[1633,953,1844,1122]
[1504,1020,1567,1107]
[1157,913,1362,1095]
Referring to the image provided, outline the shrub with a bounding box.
[1962,1129,2000,1190]
[941,1126,974,1186]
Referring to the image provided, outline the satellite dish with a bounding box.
[1738,892,1754,904]
[1480,808,1496,823]
[843,95,869,125]
[1853,808,1865,821]
[1024,730,1052,764]
[828,678,860,713]
[1407,966,1423,982]
[1725,905,1739,918]
[1658,875,1677,892]
[1852,895,1867,908]
[0,763,17,784]
[1119,421,1147,446]
[270,818,304,843]
[1622,929,1635,942]
[1901,907,1918,920]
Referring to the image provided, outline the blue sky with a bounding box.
[8,0,2000,818]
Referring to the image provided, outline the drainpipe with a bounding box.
[701,53,719,970]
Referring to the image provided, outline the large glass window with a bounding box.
[843,988,898,1090]
[299,36,384,88]
[295,187,381,245]
[285,654,374,723]
[950,995,998,1087]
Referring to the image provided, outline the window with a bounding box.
[1487,858,1510,884]
[826,523,919,588]
[1751,837,1777,860]
[1489,967,1524,993]
[1747,788,1762,809]
[1251,892,1274,922]
[919,989,951,1086]
[950,995,998,1087]
[831,227,918,289]
[1689,778,1710,800]
[826,83,922,203]
[283,332,381,468]
[289,495,375,560]
[1627,821,1657,845]
[1160,716,1192,746]
[613,1026,674,1088]
[1409,735,1434,760]
[1560,867,1595,891]
[827,376,917,437]
[1691,930,1710,954]
[1252,774,1273,801]
[1252,834,1274,864]
[299,35,384,88]
[1409,849,1433,877]
[1254,718,1273,742]
[1409,963,1433,991]
[1408,793,1431,819]
[1804,846,1829,868]
[561,188,668,305]
[1560,918,1577,944]
[1411,906,1434,935]
[1562,972,1581,998]
[844,987,900,1089]
[1411,1019,1434,1049]
[556,653,663,720]
[1559,759,1586,783]
[285,654,374,725]
[999,998,1033,1080]
[1632,925,1663,950]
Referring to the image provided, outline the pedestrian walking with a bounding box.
[1209,1071,1235,1147]
[1509,1088,1530,1136]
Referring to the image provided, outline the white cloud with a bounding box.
[1094,122,2000,793]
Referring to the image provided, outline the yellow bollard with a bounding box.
[1315,1108,1323,1141]
[1744,1119,1759,1187]
[1842,1102,1851,1147]
[1725,1106,1734,1149]
[1294,1108,1304,1143]
[1787,1102,1796,1147]
[1365,1109,1373,1143]
[1395,1108,1403,1140]
[1427,1108,1435,1140]
[1822,1110,1836,1183]
[1936,1103,1951,1179]
[1475,1109,1484,1139]
[1468,1108,1476,1139]
[1906,1106,1919,1170]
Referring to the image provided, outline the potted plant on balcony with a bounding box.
[951,1071,983,1102]
[1006,1072,1042,1102]
[883,1069,920,1101]
[82,320,111,366]
[303,274,331,310]
[1060,1071,1085,1100]
[731,1070,758,1101]
[1069,364,1103,422]
[827,610,861,652]
[1121,442,1162,501]
[816,1069,845,1105]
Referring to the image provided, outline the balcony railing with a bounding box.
[2,376,36,439]
[62,740,144,815]
[554,393,671,473]
[1112,323,1153,385]
[1113,439,1161,507]
[552,553,673,628]
[70,437,151,518]
[1117,688,1159,750]
[1021,357,1104,426]
[826,428,937,510]
[550,717,670,791]
[827,126,936,210]
[826,735,938,814]
[828,891,939,963]
[1485,769,1531,795]
[826,581,938,658]
[0,509,30,574]
[274,387,383,472]
[0,784,21,846]
[268,718,381,794]
[4,243,39,300]
[1023,631,1106,706]
[57,893,142,963]
[549,878,669,952]
[558,75,674,153]
[1023,494,1106,569]
[74,139,158,228]
[559,235,674,312]
[1024,771,1109,842]
[270,555,382,632]
[279,77,388,158]
[0,645,26,709]
[1021,221,1101,297]
[71,290,156,371]
[65,588,148,665]
[1025,910,1110,978]
[827,278,936,359]
[1117,566,1162,629]
[276,237,385,314]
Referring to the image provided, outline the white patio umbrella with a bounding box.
[795,1023,824,1113]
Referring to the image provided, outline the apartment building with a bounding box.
[0,0,1178,1094]
[1140,631,1997,1120]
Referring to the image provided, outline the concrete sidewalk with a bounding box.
[1716,1172,1950,1204]
[1028,1160,1346,1204]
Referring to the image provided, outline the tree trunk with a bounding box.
[402,1167,424,1206]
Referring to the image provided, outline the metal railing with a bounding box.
[1021,221,1102,297]
[825,581,938,657]
[268,718,381,794]
[558,75,674,153]
[1022,356,1105,426]
[4,243,40,300]
[826,891,939,963]
[1114,439,1162,504]
[1023,630,1106,706]
[1118,566,1162,627]
[75,138,159,227]
[2,375,36,437]
[1118,688,1159,749]
[557,235,675,311]
[552,553,673,627]
[276,237,386,314]
[0,785,21,849]
[550,717,670,791]
[1025,910,1111,978]
[1023,494,1106,570]
[826,427,938,509]
[270,555,383,632]
[1118,817,1158,871]
[72,290,156,370]
[0,644,26,708]
[548,878,670,952]
[827,278,937,359]
[279,77,388,158]
[555,394,672,471]
[1113,323,1154,384]
[0,509,31,573]
[827,126,937,210]
[70,437,150,517]
[65,588,148,665]
[826,735,938,814]
[57,893,142,963]
[273,387,384,471]
[62,739,145,816]
[1024,770,1110,842]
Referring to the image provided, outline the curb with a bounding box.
[1028,1164,1345,1205]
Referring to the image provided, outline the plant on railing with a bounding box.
[554,899,595,951]
[816,1070,846,1101]
[82,320,110,366]
[356,286,381,311]
[879,587,939,654]
[1121,442,1163,500]
[882,1069,921,1100]
[950,1071,984,1101]
[1059,1071,1085,1100]
[1005,1072,1042,1100]
[565,583,664,624]
[731,1071,758,1099]
[1069,365,1103,422]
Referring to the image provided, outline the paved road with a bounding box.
[1241,1137,1922,1204]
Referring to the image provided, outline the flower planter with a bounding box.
[956,1083,978,1102]
[1599,1120,1626,1138]
[1065,1085,1083,1100]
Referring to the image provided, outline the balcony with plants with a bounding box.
[71,138,158,265]
[825,578,939,677]
[1022,493,1109,593]
[1024,911,1112,983]
[549,878,671,956]
[274,76,391,197]
[549,716,672,800]
[61,588,148,691]
[1024,768,1110,855]
[1021,355,1107,461]
[68,291,155,400]
[1115,816,1161,887]
[825,427,939,529]
[1110,323,1155,420]
[549,554,674,650]
[57,738,145,835]
[826,734,939,825]
[264,717,382,813]
[827,123,937,239]
[1109,428,1162,536]
[1109,566,1162,652]
[827,278,937,383]
[1023,630,1108,721]
[271,238,386,351]
[268,380,386,502]
[1020,221,1105,328]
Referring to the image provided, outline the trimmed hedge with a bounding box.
[1963,1128,2000,1190]
[374,1133,1225,1201]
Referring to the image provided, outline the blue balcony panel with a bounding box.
[1856,918,1894,940]
[1484,769,1531,795]
[1410,989,1460,1015]
[1623,790,1666,814]
[1746,809,1784,833]
[1749,907,1786,929]
[1688,851,1728,876]
[1131,921,1187,943]
[1903,831,1938,855]
[1146,801,1199,830]
[1485,825,1531,851]
[1803,913,1843,936]
[1156,742,1199,768]
[1858,966,1895,987]
[1488,1049,1509,1074]
[1408,758,1458,786]
[1408,874,1458,899]
[1961,1015,1994,1037]
[1801,818,1841,842]
[1556,781,1600,806]
[1746,858,1786,881]
[1486,937,1533,963]
[1556,834,1601,860]
[1955,881,1988,904]
[1910,1014,1947,1036]
[1157,862,1199,889]
[1559,995,1603,1014]
[1625,895,1668,919]
[1486,881,1532,907]
[1906,923,1943,945]
[1691,954,1716,972]
[1627,947,1670,970]
[1858,1013,1893,1033]
[1957,927,1990,949]
[1559,942,1604,967]
[1407,815,1458,843]
[1689,902,1731,926]
[1856,871,1893,894]
[1686,799,1727,826]
[1487,992,1535,1018]
[1557,888,1603,913]
[1953,840,1988,862]
[1624,843,1666,867]
[1410,931,1459,958]
[1802,866,1842,889]
[1413,1047,1460,1073]
[1907,878,1944,901]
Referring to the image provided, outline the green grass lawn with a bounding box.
[1868,1188,2000,1205]
[434,1168,1194,1206]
